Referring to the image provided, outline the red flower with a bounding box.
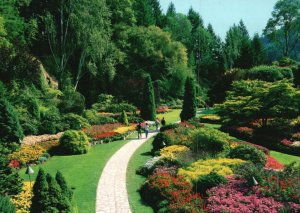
[264,155,284,170]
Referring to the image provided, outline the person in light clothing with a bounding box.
[144,123,150,138]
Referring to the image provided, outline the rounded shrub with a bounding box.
[190,127,231,153]
[160,123,179,132]
[59,130,90,155]
[228,144,266,167]
[193,171,227,195]
[152,132,172,152]
[63,113,90,130]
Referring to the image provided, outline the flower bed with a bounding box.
[140,172,204,212]
[22,132,63,146]
[200,114,221,124]
[12,181,33,213]
[156,106,169,114]
[9,145,46,165]
[264,155,284,170]
[160,145,190,160]
[178,158,245,182]
[207,177,285,213]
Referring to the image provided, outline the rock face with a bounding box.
[22,132,63,146]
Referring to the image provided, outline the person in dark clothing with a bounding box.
[161,117,166,126]
[136,122,142,139]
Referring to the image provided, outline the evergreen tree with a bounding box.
[141,76,156,121]
[46,173,71,213]
[0,195,16,213]
[134,0,155,26]
[30,168,49,213]
[235,38,254,69]
[188,8,203,32]
[180,77,197,121]
[0,155,22,197]
[166,2,176,17]
[0,98,23,154]
[119,110,129,126]
[149,0,163,27]
[55,171,73,202]
[252,34,266,66]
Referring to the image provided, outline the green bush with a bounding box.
[39,107,63,134]
[59,130,90,155]
[127,114,143,123]
[0,195,16,213]
[83,109,99,125]
[59,87,85,115]
[63,113,90,130]
[228,144,266,167]
[105,102,136,113]
[160,123,179,132]
[190,127,231,153]
[193,171,227,195]
[119,110,129,126]
[233,162,265,187]
[152,133,172,152]
[97,116,117,124]
[242,65,293,82]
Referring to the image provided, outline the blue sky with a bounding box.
[159,0,277,40]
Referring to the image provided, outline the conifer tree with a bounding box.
[134,0,155,26]
[55,171,73,201]
[149,0,163,27]
[119,110,129,126]
[180,77,197,121]
[0,195,16,213]
[0,98,23,154]
[30,168,49,213]
[46,173,71,212]
[0,155,22,197]
[141,75,156,121]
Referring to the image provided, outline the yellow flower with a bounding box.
[9,145,46,164]
[178,158,245,182]
[12,182,33,213]
[160,145,190,160]
[114,125,136,134]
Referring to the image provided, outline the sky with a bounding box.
[159,0,277,40]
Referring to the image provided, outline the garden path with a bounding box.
[95,132,157,213]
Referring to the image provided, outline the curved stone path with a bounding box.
[95,132,157,213]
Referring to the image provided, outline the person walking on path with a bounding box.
[136,122,142,139]
[161,117,166,126]
[144,123,150,138]
[155,118,160,131]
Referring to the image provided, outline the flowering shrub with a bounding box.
[164,127,194,148]
[9,160,20,168]
[200,114,221,124]
[160,145,190,160]
[12,182,33,213]
[136,156,161,176]
[292,132,300,141]
[9,145,46,164]
[38,140,60,152]
[264,155,284,170]
[178,158,245,182]
[153,166,178,176]
[114,125,135,134]
[140,172,204,212]
[93,131,118,139]
[281,139,293,146]
[207,177,284,213]
[156,106,169,114]
[83,123,123,137]
[258,175,300,204]
[231,141,270,154]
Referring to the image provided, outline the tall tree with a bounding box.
[141,75,156,121]
[180,77,197,121]
[252,34,266,66]
[264,0,300,57]
[0,98,23,154]
[150,0,163,27]
[166,2,176,17]
[70,0,116,90]
[188,8,203,32]
[30,168,49,213]
[133,0,155,27]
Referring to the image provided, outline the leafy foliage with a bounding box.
[180,77,196,121]
[59,130,90,155]
[141,75,156,121]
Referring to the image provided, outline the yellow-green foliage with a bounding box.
[178,158,245,182]
[201,114,221,121]
[160,145,190,160]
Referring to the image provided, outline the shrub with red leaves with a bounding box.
[93,131,118,139]
[9,160,20,168]
[281,139,293,147]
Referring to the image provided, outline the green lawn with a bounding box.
[20,138,132,213]
[270,151,300,165]
[127,138,154,213]
[157,109,181,124]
